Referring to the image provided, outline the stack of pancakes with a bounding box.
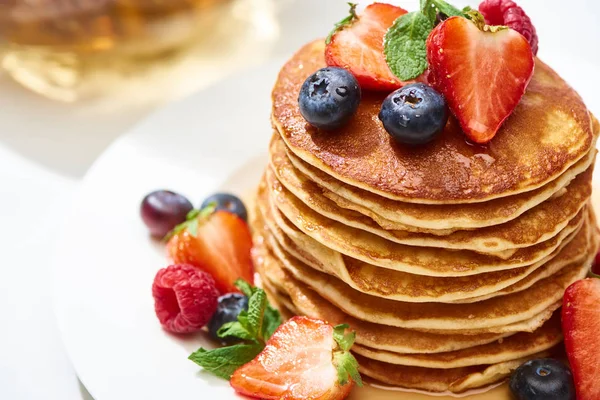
[250,40,600,394]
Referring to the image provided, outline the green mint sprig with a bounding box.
[326,2,358,45]
[188,279,282,379]
[384,0,470,81]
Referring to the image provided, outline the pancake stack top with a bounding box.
[251,40,599,394]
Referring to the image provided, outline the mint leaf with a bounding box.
[189,282,283,381]
[262,305,282,341]
[217,321,255,342]
[333,324,356,352]
[421,0,437,23]
[247,290,267,339]
[188,344,263,380]
[334,351,363,387]
[326,2,358,45]
[235,279,256,298]
[431,0,464,18]
[384,11,433,81]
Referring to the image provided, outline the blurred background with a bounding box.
[0,0,598,399]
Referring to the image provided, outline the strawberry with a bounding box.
[167,208,254,294]
[231,317,362,400]
[426,15,534,144]
[562,278,600,400]
[325,3,408,91]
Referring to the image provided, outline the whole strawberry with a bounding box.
[167,206,254,294]
[231,317,362,400]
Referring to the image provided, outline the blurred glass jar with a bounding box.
[0,0,278,102]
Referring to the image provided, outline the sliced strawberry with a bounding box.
[325,3,408,91]
[562,278,600,400]
[167,210,254,294]
[231,317,361,400]
[426,16,534,144]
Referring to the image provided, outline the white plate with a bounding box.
[52,27,600,400]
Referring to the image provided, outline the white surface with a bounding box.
[1,0,599,399]
[53,62,277,400]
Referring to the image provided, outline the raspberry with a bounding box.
[479,0,538,55]
[152,264,219,333]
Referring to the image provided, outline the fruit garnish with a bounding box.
[591,250,600,277]
[426,14,534,143]
[201,193,248,222]
[167,205,254,294]
[152,264,219,334]
[562,278,600,400]
[189,280,282,379]
[141,190,193,238]
[230,317,362,400]
[298,67,361,131]
[509,359,575,400]
[384,0,469,81]
[207,293,249,345]
[479,0,538,55]
[379,82,448,145]
[325,3,408,91]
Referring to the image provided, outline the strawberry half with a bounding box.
[562,278,600,400]
[231,317,361,400]
[325,3,408,91]
[167,208,254,294]
[426,16,534,144]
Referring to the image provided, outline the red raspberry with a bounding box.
[479,0,538,55]
[152,264,219,333]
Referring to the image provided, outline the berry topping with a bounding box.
[479,0,538,55]
[378,82,448,145]
[152,264,219,334]
[426,16,534,144]
[140,190,193,238]
[592,250,600,276]
[298,67,361,131]
[167,208,254,294]
[207,293,249,344]
[201,193,248,222]
[562,278,600,400]
[509,359,575,400]
[325,3,408,91]
[230,317,362,400]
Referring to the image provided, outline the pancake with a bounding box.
[268,141,592,253]
[261,272,550,394]
[252,223,514,354]
[264,168,586,277]
[260,188,593,303]
[352,312,562,369]
[355,352,552,394]
[286,142,597,232]
[272,40,595,204]
[263,227,590,330]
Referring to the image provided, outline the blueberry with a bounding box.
[207,293,249,344]
[140,190,193,238]
[298,67,361,131]
[509,359,575,400]
[378,83,448,145]
[201,193,247,221]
